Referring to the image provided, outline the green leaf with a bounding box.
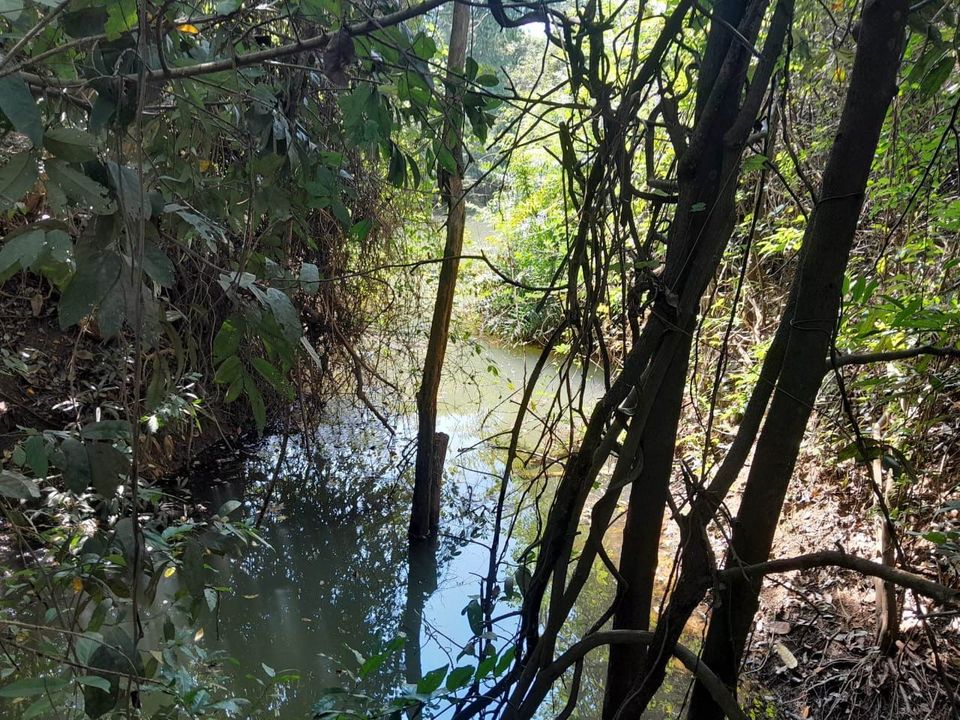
[214,355,243,384]
[58,251,122,329]
[263,288,301,342]
[0,228,45,274]
[142,238,174,286]
[416,665,448,694]
[106,162,149,219]
[81,420,130,441]
[0,150,38,211]
[494,646,515,675]
[475,73,499,87]
[246,380,266,433]
[300,262,320,295]
[75,675,112,692]
[0,677,68,697]
[213,320,242,363]
[251,357,289,395]
[43,128,98,162]
[224,373,245,403]
[0,470,40,499]
[919,54,956,99]
[462,598,482,636]
[23,435,48,479]
[437,147,458,174]
[87,443,128,497]
[0,0,24,21]
[57,437,90,493]
[445,665,475,691]
[47,161,115,214]
[0,76,43,147]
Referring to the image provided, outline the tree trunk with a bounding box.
[410,0,470,539]
[873,457,900,654]
[688,2,908,716]
[601,0,794,715]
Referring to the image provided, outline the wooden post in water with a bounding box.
[410,0,470,540]
[429,432,448,534]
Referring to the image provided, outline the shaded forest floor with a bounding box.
[730,459,960,719]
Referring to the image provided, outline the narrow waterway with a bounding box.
[196,339,694,718]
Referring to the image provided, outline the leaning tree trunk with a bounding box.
[602,0,793,715]
[688,1,909,716]
[410,0,470,539]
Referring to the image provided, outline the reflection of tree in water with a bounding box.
[199,411,485,717]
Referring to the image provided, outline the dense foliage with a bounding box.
[0,0,959,718]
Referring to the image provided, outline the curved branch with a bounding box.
[18,0,454,88]
[539,630,748,720]
[827,344,960,370]
[720,550,960,606]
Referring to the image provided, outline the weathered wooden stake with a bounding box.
[429,431,448,534]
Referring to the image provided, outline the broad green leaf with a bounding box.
[43,127,99,162]
[81,420,131,441]
[263,288,301,342]
[23,435,48,479]
[58,251,122,329]
[224,373,245,403]
[475,73,499,87]
[300,262,320,295]
[142,238,174,286]
[0,677,68,697]
[245,379,266,433]
[214,355,243,384]
[494,647,516,675]
[106,162,149,219]
[0,470,40,499]
[416,665,448,695]
[47,161,115,214]
[57,437,90,493]
[462,598,482,636]
[445,665,475,691]
[437,147,457,174]
[0,150,38,211]
[251,357,287,395]
[0,228,45,274]
[213,320,242,363]
[0,0,24,21]
[87,442,129,497]
[75,676,111,692]
[0,76,43,146]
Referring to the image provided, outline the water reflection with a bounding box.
[196,339,669,719]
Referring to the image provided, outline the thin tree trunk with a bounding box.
[410,0,470,539]
[688,2,908,716]
[873,456,900,654]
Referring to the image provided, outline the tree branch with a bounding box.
[539,630,749,720]
[828,344,960,370]
[720,550,960,606]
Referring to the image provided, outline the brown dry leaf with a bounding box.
[30,293,42,316]
[768,620,791,635]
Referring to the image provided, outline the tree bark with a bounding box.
[410,0,470,539]
[602,0,794,715]
[688,2,909,716]
[873,457,901,654]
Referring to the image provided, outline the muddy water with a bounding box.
[199,339,693,718]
